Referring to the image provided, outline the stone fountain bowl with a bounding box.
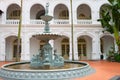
[41,15,53,22]
[0,60,95,80]
[33,33,62,40]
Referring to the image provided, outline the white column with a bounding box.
[21,36,30,61]
[74,37,78,60]
[92,38,101,60]
[92,10,99,24]
[49,40,54,55]
[69,37,72,60]
[0,37,6,61]
[114,40,118,52]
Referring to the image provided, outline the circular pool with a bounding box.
[0,60,94,80]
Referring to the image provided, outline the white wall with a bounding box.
[30,37,40,58]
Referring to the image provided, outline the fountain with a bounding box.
[0,3,94,80]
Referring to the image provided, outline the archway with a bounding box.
[61,38,69,60]
[100,35,114,59]
[77,35,92,60]
[5,36,21,61]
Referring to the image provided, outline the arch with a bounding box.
[76,32,94,40]
[54,4,69,19]
[100,34,114,59]
[100,33,114,39]
[77,35,92,60]
[5,35,21,61]
[59,32,70,39]
[99,3,110,18]
[7,4,20,19]
[3,33,18,39]
[30,4,45,19]
[77,4,91,19]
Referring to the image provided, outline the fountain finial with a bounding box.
[40,2,53,33]
[45,3,49,15]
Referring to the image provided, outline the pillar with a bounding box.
[0,37,6,61]
[74,37,79,60]
[21,35,30,61]
[92,38,101,60]
[69,37,72,60]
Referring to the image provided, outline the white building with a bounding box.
[0,0,116,61]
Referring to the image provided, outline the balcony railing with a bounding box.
[30,20,45,24]
[6,20,19,24]
[5,19,93,25]
[77,20,92,24]
[54,20,69,24]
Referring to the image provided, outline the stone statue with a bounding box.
[45,3,49,15]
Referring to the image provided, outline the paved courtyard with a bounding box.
[0,60,120,80]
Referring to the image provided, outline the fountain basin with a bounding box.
[0,61,94,80]
[33,33,62,41]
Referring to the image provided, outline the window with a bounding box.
[59,10,69,19]
[9,10,20,19]
[78,39,86,56]
[61,38,69,59]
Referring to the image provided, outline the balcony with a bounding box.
[54,20,69,24]
[30,20,45,24]
[6,20,19,24]
[4,19,93,25]
[77,20,92,24]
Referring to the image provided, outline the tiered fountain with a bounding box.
[0,3,94,80]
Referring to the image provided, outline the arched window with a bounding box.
[9,10,20,19]
[100,4,110,18]
[77,4,91,19]
[30,4,44,19]
[54,4,69,19]
[36,10,45,19]
[59,10,69,19]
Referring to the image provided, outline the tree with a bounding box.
[98,0,120,53]
[16,0,23,62]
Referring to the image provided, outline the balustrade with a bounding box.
[6,20,19,24]
[77,20,92,24]
[54,20,69,24]
[5,19,94,25]
[30,20,45,24]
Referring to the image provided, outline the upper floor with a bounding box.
[0,0,110,25]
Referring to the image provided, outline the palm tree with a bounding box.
[16,0,23,62]
[98,0,120,53]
